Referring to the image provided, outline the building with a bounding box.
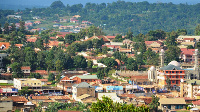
[0,97,13,112]
[106,86,124,95]
[180,48,195,62]
[72,82,95,101]
[157,61,185,88]
[13,78,42,90]
[98,93,123,103]
[159,98,186,111]
[180,80,200,99]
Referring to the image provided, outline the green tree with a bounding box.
[28,73,42,79]
[55,59,64,72]
[166,76,171,90]
[65,33,76,44]
[10,23,16,32]
[125,28,133,40]
[165,46,181,64]
[73,55,87,68]
[102,46,109,54]
[187,45,194,49]
[195,24,200,35]
[149,95,160,112]
[50,1,65,9]
[126,58,138,71]
[48,73,55,81]
[87,60,93,68]
[113,34,123,42]
[18,86,34,96]
[144,48,159,65]
[0,24,2,34]
[4,22,9,34]
[10,62,23,78]
[165,31,178,47]
[19,21,25,33]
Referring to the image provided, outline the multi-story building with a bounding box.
[0,97,13,112]
[72,82,95,101]
[13,78,42,90]
[180,79,200,99]
[157,61,185,88]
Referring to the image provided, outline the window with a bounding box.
[172,81,175,83]
[172,76,174,78]
[176,76,178,78]
[34,83,36,85]
[166,71,168,73]
[176,81,178,84]
[180,76,182,78]
[172,71,174,73]
[85,80,87,81]
[176,71,178,73]
[180,71,182,73]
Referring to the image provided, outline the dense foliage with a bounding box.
[2,1,200,35]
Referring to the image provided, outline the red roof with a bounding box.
[38,79,48,82]
[27,38,37,43]
[131,75,148,79]
[145,41,162,45]
[0,42,10,50]
[49,96,70,100]
[181,48,195,56]
[50,37,57,40]
[9,96,28,102]
[102,45,120,49]
[31,96,49,100]
[21,66,31,70]
[61,76,70,81]
[32,70,48,75]
[120,94,136,98]
[1,73,12,76]
[15,44,23,48]
[106,36,116,39]
[183,38,195,41]
[193,100,200,105]
[86,36,110,42]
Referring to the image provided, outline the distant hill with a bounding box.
[0,0,200,10]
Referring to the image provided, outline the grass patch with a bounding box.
[0,83,13,86]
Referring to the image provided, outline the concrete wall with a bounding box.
[0,101,13,112]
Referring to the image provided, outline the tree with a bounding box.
[144,48,159,65]
[4,22,9,34]
[48,73,55,81]
[19,21,25,33]
[91,96,149,112]
[126,58,138,71]
[55,59,64,72]
[0,24,2,34]
[149,95,160,112]
[87,60,93,68]
[28,73,42,79]
[50,1,65,9]
[165,46,181,64]
[166,76,171,90]
[165,31,178,47]
[10,62,23,78]
[187,45,194,49]
[65,33,76,44]
[113,51,122,60]
[195,24,200,35]
[73,55,87,68]
[125,28,133,40]
[113,34,123,42]
[18,86,34,96]
[102,46,109,54]
[10,23,16,32]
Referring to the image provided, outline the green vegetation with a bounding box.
[0,83,13,86]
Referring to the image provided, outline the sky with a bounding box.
[0,0,200,7]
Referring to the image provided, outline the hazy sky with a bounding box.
[0,0,200,6]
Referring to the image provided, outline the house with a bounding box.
[21,66,31,74]
[157,61,185,88]
[106,36,116,41]
[0,42,10,50]
[56,32,72,38]
[0,97,13,112]
[180,42,196,47]
[13,78,42,90]
[60,19,68,22]
[15,44,23,48]
[70,17,79,23]
[85,34,110,43]
[180,48,195,62]
[177,36,200,42]
[34,21,41,24]
[33,16,40,19]
[159,98,186,111]
[8,96,28,110]
[119,48,133,54]
[145,41,163,52]
[72,82,95,101]
[98,93,123,103]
